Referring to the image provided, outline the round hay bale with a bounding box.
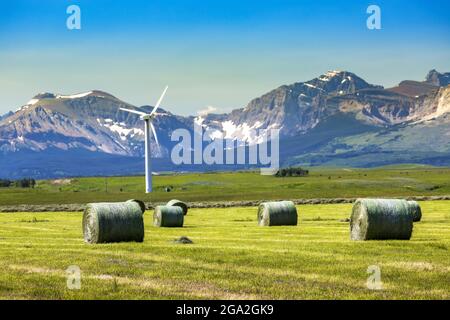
[350,199,413,240]
[153,205,184,227]
[166,199,188,215]
[407,201,422,222]
[83,202,144,244]
[258,201,298,226]
[126,199,146,213]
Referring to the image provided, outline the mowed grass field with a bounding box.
[0,201,448,299]
[1,165,449,206]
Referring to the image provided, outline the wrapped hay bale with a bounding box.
[407,200,422,222]
[153,205,184,227]
[258,201,298,226]
[350,199,413,240]
[166,199,188,215]
[126,199,146,213]
[83,201,145,244]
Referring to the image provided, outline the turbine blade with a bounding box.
[150,86,168,116]
[119,107,147,116]
[150,121,160,150]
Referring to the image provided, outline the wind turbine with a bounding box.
[119,86,168,193]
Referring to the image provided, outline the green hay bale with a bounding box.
[258,201,298,226]
[126,199,146,213]
[166,199,188,215]
[153,205,184,227]
[407,201,422,222]
[83,201,144,244]
[350,199,413,240]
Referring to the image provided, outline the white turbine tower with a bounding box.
[119,86,168,193]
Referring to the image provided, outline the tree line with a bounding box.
[0,178,36,188]
[275,167,309,177]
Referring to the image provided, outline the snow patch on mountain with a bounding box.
[318,70,343,82]
[304,83,318,89]
[218,120,267,143]
[15,98,40,112]
[194,116,205,126]
[26,99,39,106]
[197,106,218,117]
[97,118,144,140]
[56,91,93,99]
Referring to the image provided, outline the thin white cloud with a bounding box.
[197,106,218,117]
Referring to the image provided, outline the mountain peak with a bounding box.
[426,69,450,86]
[305,70,383,95]
[316,70,368,83]
[55,91,94,99]
[32,92,56,99]
[90,90,118,99]
[318,70,345,81]
[32,90,118,101]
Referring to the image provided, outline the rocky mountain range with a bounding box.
[0,69,449,178]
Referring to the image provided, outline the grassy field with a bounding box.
[1,165,449,206]
[0,201,448,299]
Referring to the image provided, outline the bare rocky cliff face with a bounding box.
[412,85,450,122]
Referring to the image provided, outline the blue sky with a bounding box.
[1,0,449,115]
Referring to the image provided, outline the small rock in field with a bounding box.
[174,236,193,244]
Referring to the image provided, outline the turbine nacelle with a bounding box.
[140,114,154,121]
